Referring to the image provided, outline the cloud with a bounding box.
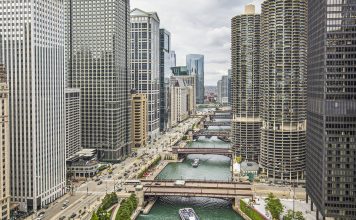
[131,0,261,85]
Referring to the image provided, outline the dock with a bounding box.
[142,198,157,214]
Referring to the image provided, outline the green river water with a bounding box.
[137,134,243,220]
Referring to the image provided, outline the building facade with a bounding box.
[1,1,66,211]
[131,93,148,148]
[170,79,189,126]
[260,0,307,181]
[171,66,196,115]
[131,8,160,141]
[217,75,230,105]
[159,29,172,132]
[186,54,205,104]
[65,0,131,161]
[65,88,81,159]
[170,66,196,126]
[307,0,356,219]
[231,5,261,162]
[228,69,232,104]
[0,65,10,219]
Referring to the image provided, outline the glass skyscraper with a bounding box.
[187,54,205,104]
[1,0,66,211]
[131,8,161,141]
[231,5,261,162]
[307,0,356,218]
[159,29,172,132]
[65,0,131,161]
[260,0,307,181]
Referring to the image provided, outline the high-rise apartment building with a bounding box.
[131,8,160,141]
[1,1,66,211]
[187,54,205,104]
[0,65,10,219]
[65,88,81,159]
[260,0,307,181]
[307,1,356,219]
[231,5,261,162]
[65,0,131,161]
[159,29,172,132]
[131,93,148,148]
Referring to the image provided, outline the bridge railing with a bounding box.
[140,179,251,185]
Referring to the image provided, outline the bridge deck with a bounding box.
[141,180,253,198]
[172,147,233,156]
[205,121,231,126]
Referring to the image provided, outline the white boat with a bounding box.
[179,208,200,220]
[192,159,200,168]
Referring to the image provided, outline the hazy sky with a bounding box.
[131,0,264,86]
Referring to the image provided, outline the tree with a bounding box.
[91,212,99,220]
[283,210,305,220]
[265,193,284,220]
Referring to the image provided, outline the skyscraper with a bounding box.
[131,8,160,141]
[187,54,205,104]
[65,0,131,161]
[217,75,229,105]
[1,1,66,211]
[260,0,307,181]
[159,29,172,132]
[0,65,10,219]
[231,5,261,162]
[307,0,356,218]
[227,69,232,105]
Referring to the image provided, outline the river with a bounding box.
[137,133,243,220]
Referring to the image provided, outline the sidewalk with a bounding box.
[245,197,316,220]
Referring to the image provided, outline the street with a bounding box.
[28,116,202,220]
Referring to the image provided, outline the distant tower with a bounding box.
[307,0,356,219]
[159,29,172,132]
[131,8,161,141]
[231,5,261,162]
[186,54,205,104]
[260,0,307,181]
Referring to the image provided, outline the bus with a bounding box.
[124,179,141,186]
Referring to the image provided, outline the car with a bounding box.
[59,216,66,220]
[97,180,103,185]
[37,211,45,217]
[154,182,161,186]
[61,206,67,210]
[70,213,77,219]
[43,204,49,209]
[94,178,100,182]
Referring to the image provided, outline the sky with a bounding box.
[131,0,264,86]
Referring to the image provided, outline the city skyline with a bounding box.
[0,0,355,219]
[131,0,266,85]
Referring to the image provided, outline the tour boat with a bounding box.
[178,208,200,220]
[192,158,200,168]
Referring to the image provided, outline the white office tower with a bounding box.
[0,0,66,212]
[131,9,161,141]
